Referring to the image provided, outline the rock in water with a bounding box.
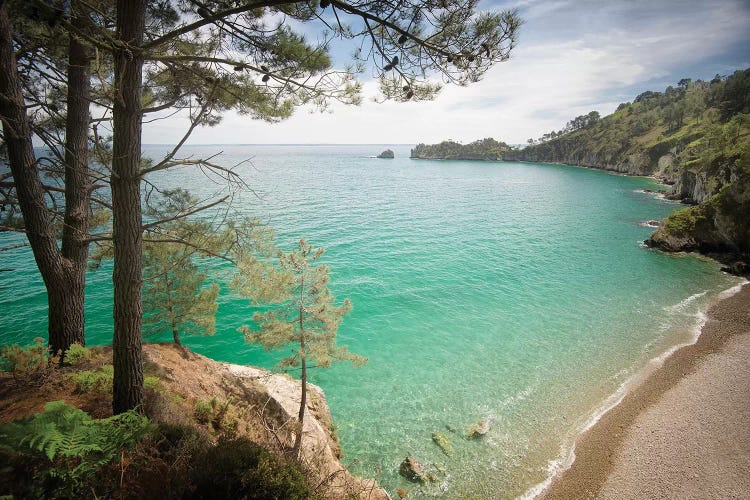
[377,149,395,159]
[399,456,434,483]
[432,432,452,456]
[467,419,490,439]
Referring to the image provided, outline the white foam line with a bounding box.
[664,290,707,313]
[518,279,747,500]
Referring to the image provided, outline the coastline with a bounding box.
[537,280,750,499]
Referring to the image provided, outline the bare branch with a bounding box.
[1,242,30,252]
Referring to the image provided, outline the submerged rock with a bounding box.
[432,432,452,456]
[377,149,395,159]
[467,419,490,439]
[399,456,435,483]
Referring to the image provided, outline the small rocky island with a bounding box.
[377,149,395,159]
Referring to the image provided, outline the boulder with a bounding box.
[399,456,434,483]
[721,260,749,276]
[377,149,394,159]
[467,419,490,439]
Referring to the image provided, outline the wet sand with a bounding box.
[543,282,750,499]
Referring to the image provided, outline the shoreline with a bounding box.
[535,280,750,499]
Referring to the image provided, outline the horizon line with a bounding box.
[142,143,417,146]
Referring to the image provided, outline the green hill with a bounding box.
[505,69,750,269]
[411,137,510,160]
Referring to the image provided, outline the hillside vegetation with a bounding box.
[505,69,750,265]
[0,343,385,499]
[411,137,510,160]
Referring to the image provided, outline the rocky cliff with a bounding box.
[504,69,750,266]
[143,344,388,499]
[503,139,659,176]
[645,157,750,272]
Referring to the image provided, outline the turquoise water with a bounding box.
[0,145,740,498]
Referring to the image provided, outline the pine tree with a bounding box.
[3,0,521,413]
[237,240,366,458]
[143,243,219,346]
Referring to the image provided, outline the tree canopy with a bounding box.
[1,0,522,413]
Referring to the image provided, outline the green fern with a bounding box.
[0,401,151,491]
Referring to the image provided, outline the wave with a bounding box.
[518,280,746,499]
[663,290,707,314]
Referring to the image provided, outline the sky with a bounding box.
[143,0,750,146]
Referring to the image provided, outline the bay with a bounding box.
[0,144,739,498]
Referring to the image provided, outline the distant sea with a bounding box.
[0,145,740,498]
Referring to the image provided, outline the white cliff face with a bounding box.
[226,364,388,499]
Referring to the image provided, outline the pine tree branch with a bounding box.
[141,195,230,230]
[143,0,297,50]
[147,55,330,95]
[141,236,237,264]
[143,158,247,190]
[331,0,451,57]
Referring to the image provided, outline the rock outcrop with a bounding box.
[645,166,750,270]
[467,419,490,439]
[143,344,388,499]
[377,149,395,159]
[502,69,750,264]
[399,456,435,483]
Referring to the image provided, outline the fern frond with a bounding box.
[0,401,151,471]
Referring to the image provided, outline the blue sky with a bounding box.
[143,0,750,145]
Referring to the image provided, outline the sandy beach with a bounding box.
[543,281,750,499]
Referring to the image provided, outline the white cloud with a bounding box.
[143,0,750,145]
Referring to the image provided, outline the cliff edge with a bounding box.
[0,343,388,499]
[504,69,750,266]
[143,344,388,499]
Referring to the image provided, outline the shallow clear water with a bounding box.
[0,145,739,498]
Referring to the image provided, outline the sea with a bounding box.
[0,144,741,498]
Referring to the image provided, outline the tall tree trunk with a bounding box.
[171,324,181,346]
[0,4,89,355]
[52,2,95,352]
[112,0,145,414]
[169,303,181,345]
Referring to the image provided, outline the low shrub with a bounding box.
[0,402,318,499]
[0,338,53,386]
[194,397,235,431]
[70,365,114,395]
[64,343,90,365]
[187,437,316,500]
[194,398,214,424]
[144,375,162,390]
